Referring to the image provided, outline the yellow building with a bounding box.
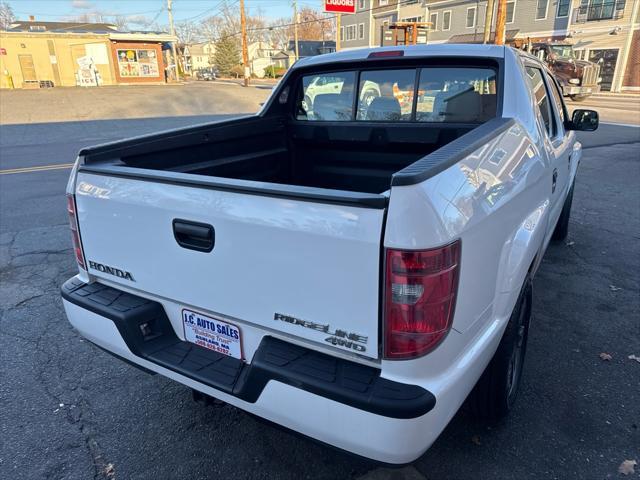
[0,20,177,89]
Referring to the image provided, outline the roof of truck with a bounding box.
[294,44,507,69]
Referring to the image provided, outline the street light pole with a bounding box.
[167,0,179,81]
[293,0,300,60]
[240,0,250,86]
[494,0,507,45]
[483,0,496,44]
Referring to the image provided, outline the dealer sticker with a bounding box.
[182,309,242,360]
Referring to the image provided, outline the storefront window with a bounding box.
[117,48,160,78]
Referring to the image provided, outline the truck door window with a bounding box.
[356,69,415,121]
[416,67,497,123]
[547,73,567,125]
[297,72,356,121]
[525,66,555,137]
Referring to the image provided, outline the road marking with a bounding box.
[0,163,74,175]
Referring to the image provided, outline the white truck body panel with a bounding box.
[75,172,384,360]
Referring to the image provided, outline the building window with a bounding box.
[506,1,516,23]
[466,6,477,27]
[340,26,344,42]
[536,0,549,19]
[429,12,438,31]
[380,0,389,6]
[557,0,570,17]
[116,49,160,78]
[403,16,423,22]
[576,0,626,21]
[443,10,452,30]
[358,0,366,9]
[345,24,357,41]
[358,23,365,39]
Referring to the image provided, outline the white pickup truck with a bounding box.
[61,45,598,464]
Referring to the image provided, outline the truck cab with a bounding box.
[530,42,602,101]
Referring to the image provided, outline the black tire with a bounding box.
[569,94,589,102]
[470,279,532,421]
[552,182,574,241]
[302,95,312,113]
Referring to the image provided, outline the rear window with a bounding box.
[296,66,497,123]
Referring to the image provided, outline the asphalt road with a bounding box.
[1,86,639,480]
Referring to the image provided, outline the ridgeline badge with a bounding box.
[274,312,368,352]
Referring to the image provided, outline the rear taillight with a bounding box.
[383,241,461,359]
[66,194,86,270]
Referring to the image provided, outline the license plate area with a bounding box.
[182,309,243,360]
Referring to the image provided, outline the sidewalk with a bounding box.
[591,91,640,99]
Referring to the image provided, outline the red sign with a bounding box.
[324,0,356,14]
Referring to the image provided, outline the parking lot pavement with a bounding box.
[1,86,639,479]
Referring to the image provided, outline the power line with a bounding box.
[242,0,428,35]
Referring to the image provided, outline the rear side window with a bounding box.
[416,67,497,123]
[525,66,554,136]
[297,71,356,121]
[296,66,498,124]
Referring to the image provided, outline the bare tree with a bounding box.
[296,7,334,41]
[0,1,15,30]
[111,15,129,31]
[267,17,291,50]
[175,20,201,45]
[263,8,335,49]
[200,15,226,43]
[217,3,268,44]
[70,12,106,24]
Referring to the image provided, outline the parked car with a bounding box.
[61,45,598,464]
[529,42,601,101]
[195,68,217,81]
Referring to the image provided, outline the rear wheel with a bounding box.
[552,182,574,241]
[301,95,312,113]
[470,279,532,421]
[569,94,589,102]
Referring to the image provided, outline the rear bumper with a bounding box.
[61,277,438,463]
[564,85,600,96]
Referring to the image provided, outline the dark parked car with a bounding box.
[196,68,217,81]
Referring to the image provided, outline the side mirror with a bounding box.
[567,109,599,131]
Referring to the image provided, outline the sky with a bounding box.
[7,0,323,25]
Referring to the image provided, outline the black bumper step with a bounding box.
[62,278,436,419]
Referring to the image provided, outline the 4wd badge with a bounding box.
[274,313,368,352]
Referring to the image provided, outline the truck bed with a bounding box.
[78,115,487,195]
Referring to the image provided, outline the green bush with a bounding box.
[264,66,287,78]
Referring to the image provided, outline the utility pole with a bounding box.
[240,0,250,86]
[336,13,341,51]
[483,0,495,44]
[167,0,179,81]
[293,0,299,60]
[494,0,507,45]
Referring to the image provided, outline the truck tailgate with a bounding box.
[74,172,384,360]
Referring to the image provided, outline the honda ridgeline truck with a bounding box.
[61,45,599,464]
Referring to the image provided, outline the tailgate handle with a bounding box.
[173,219,215,253]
